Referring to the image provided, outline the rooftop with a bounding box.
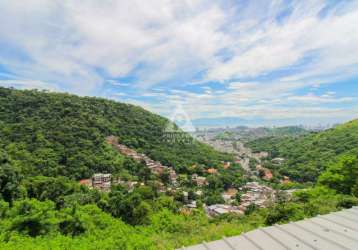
[179,206,358,250]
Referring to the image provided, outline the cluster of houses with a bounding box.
[238,182,276,210]
[77,136,286,218]
[106,136,177,185]
[79,173,147,192]
[206,140,237,154]
[205,204,243,216]
[221,188,239,203]
[79,136,180,193]
[251,151,269,161]
[203,182,276,216]
[79,173,112,192]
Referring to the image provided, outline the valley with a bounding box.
[0,88,357,249]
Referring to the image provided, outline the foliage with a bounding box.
[246,119,358,182]
[0,87,357,249]
[0,160,23,205]
[318,155,358,196]
[0,87,231,179]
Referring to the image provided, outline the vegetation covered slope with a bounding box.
[0,87,230,179]
[246,119,358,182]
[201,126,308,142]
[268,126,308,137]
[0,166,356,250]
[0,87,357,249]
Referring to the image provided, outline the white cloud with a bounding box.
[0,0,231,92]
[0,0,357,125]
[286,93,353,104]
[207,1,358,82]
[1,0,357,91]
[0,79,58,91]
[107,80,129,87]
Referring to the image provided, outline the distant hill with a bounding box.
[0,87,230,179]
[268,126,308,137]
[195,125,308,142]
[246,119,358,182]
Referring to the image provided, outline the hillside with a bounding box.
[0,87,231,179]
[268,126,308,137]
[246,119,358,182]
[195,125,308,142]
[0,87,357,249]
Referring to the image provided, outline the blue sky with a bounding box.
[0,0,357,128]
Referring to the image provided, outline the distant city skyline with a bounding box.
[0,0,357,127]
[192,121,336,130]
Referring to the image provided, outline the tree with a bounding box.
[23,176,79,208]
[265,203,304,225]
[0,163,23,206]
[244,203,257,215]
[207,175,223,191]
[160,169,170,185]
[205,192,224,205]
[132,201,152,225]
[9,199,58,237]
[59,206,86,236]
[235,192,241,203]
[318,155,358,195]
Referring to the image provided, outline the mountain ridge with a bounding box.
[247,119,358,182]
[0,87,231,179]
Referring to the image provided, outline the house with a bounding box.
[239,182,276,210]
[223,161,231,169]
[222,194,232,203]
[263,169,273,180]
[100,182,111,192]
[205,204,243,216]
[149,164,165,175]
[92,173,111,183]
[256,165,273,180]
[192,174,207,186]
[222,188,238,204]
[234,158,242,164]
[183,191,189,203]
[79,179,92,188]
[158,182,166,193]
[197,177,207,186]
[102,173,111,182]
[127,181,138,190]
[253,151,269,159]
[91,173,112,192]
[185,200,197,209]
[282,176,291,184]
[272,157,285,165]
[207,168,218,174]
[168,167,177,185]
[195,190,203,196]
[224,188,238,197]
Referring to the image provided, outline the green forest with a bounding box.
[0,87,357,249]
[0,87,231,179]
[247,119,358,182]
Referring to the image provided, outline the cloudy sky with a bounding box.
[0,0,358,127]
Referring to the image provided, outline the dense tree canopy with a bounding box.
[246,119,358,182]
[318,155,358,196]
[0,87,357,249]
[0,87,231,179]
